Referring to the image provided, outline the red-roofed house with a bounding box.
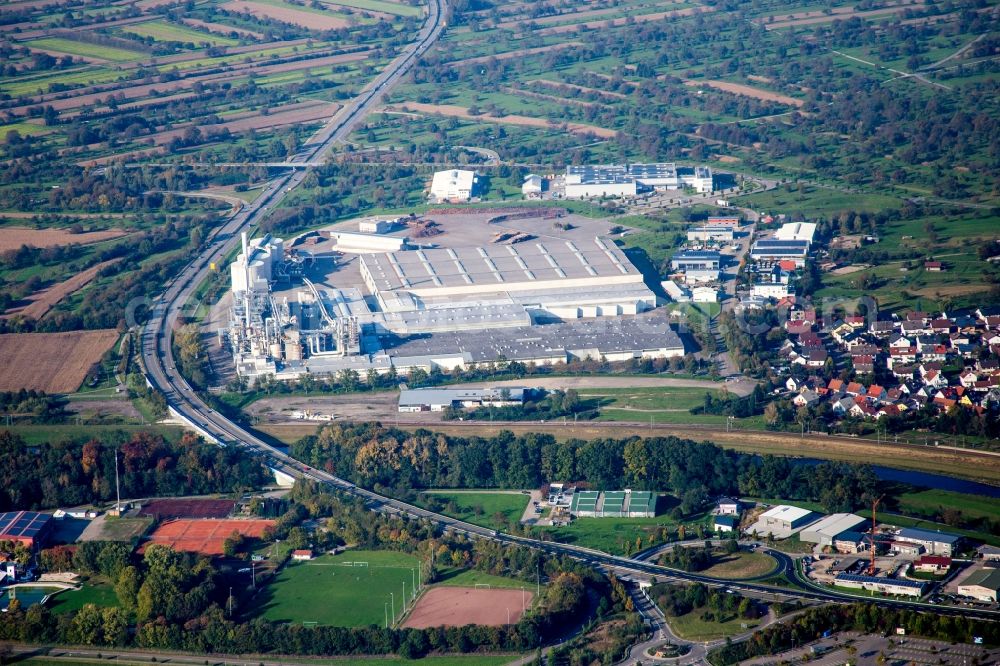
[914,555,951,573]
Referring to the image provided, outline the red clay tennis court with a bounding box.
[139,498,235,520]
[402,587,533,628]
[145,519,274,555]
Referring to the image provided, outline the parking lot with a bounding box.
[742,631,998,666]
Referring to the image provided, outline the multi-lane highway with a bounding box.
[138,0,1000,628]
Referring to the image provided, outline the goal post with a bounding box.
[474,583,491,589]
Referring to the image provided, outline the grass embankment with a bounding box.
[416,491,528,530]
[665,611,761,642]
[435,568,535,591]
[700,551,778,580]
[1,424,183,445]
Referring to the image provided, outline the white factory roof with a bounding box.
[431,169,477,193]
[361,237,639,294]
[399,387,525,407]
[774,222,817,244]
[761,505,813,523]
[801,512,866,538]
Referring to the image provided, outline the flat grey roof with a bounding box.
[361,237,637,293]
[897,527,960,544]
[373,314,684,363]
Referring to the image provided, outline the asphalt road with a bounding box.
[136,0,1000,629]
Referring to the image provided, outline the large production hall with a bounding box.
[222,208,685,379]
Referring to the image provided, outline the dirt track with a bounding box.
[387,101,617,138]
[149,100,340,145]
[447,42,581,65]
[221,0,351,30]
[0,226,127,251]
[535,6,712,35]
[760,2,925,29]
[2,257,122,321]
[684,79,804,107]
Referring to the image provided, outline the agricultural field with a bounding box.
[120,20,240,47]
[258,550,422,627]
[0,330,119,393]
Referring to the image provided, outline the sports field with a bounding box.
[259,550,422,627]
[402,586,532,629]
[145,518,274,555]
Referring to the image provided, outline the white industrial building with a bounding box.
[398,387,526,412]
[563,163,714,199]
[750,240,809,267]
[224,232,685,381]
[329,230,407,253]
[834,574,926,598]
[748,505,817,538]
[774,222,817,245]
[430,169,481,203]
[692,286,719,303]
[522,174,543,198]
[687,226,735,242]
[670,251,721,283]
[751,283,792,299]
[957,568,1000,602]
[894,527,961,557]
[798,513,867,547]
[359,237,658,319]
[359,219,393,234]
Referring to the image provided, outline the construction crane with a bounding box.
[867,494,891,576]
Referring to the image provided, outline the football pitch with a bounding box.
[258,550,422,627]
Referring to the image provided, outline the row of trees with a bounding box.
[291,425,883,514]
[0,429,270,511]
[648,582,759,621]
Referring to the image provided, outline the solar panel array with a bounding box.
[0,511,51,540]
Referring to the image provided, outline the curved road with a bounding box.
[138,0,1000,630]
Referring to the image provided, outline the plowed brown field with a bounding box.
[0,329,119,393]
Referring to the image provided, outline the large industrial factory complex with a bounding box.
[222,210,685,380]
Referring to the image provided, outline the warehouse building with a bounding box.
[834,574,926,598]
[670,251,721,283]
[687,226,735,242]
[958,568,1000,602]
[750,240,809,267]
[430,169,482,203]
[774,222,817,245]
[360,237,659,318]
[522,174,543,198]
[799,513,867,547]
[895,527,961,557]
[0,510,53,550]
[398,387,526,412]
[563,163,714,199]
[750,505,818,538]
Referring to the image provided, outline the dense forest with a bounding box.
[0,429,270,510]
[291,424,882,515]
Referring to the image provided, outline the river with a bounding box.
[794,458,1000,498]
